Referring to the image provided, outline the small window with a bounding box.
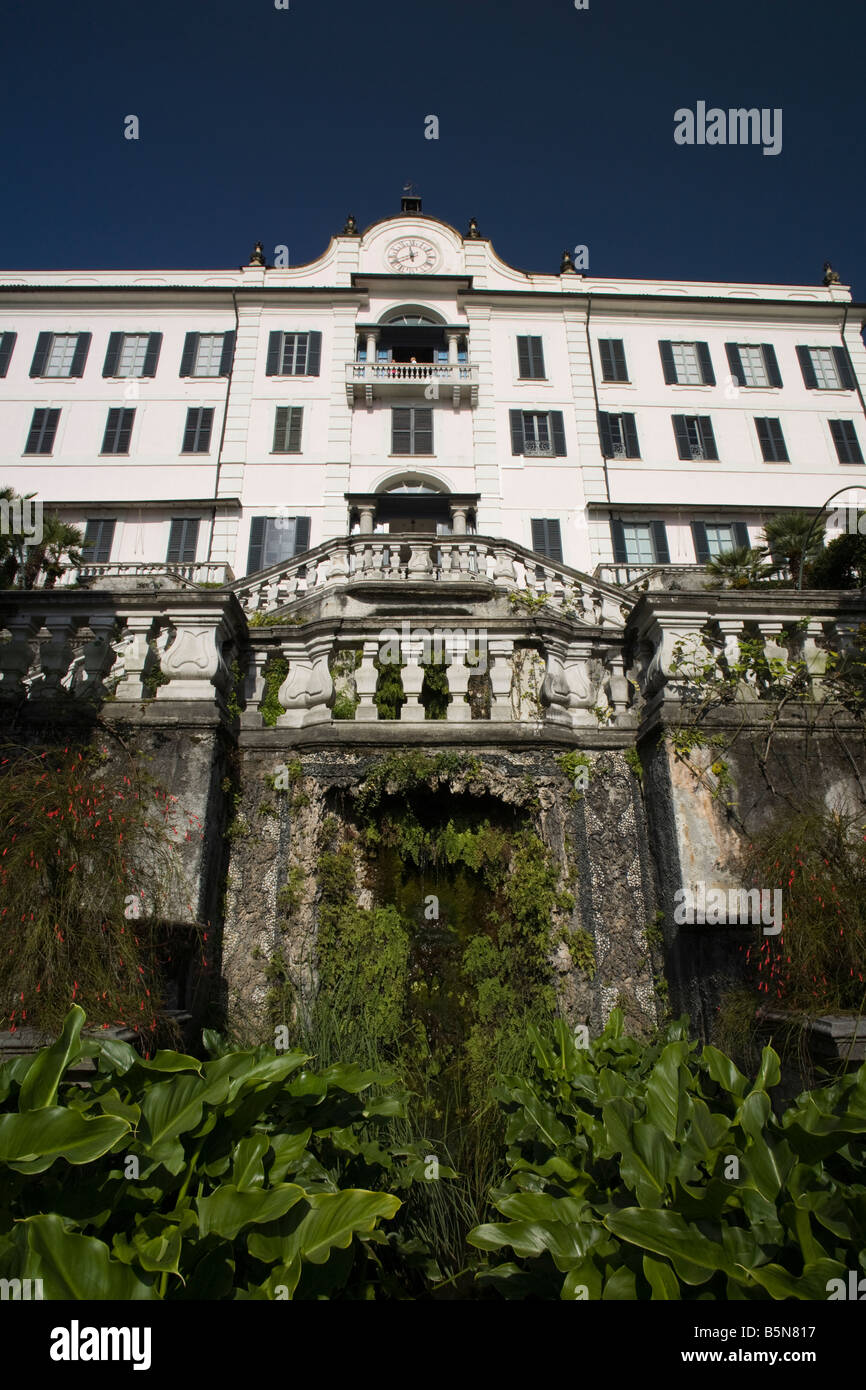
[599,339,628,382]
[672,415,718,461]
[725,343,782,389]
[517,336,546,379]
[829,420,864,465]
[598,412,640,459]
[83,519,117,564]
[24,407,60,455]
[182,407,214,453]
[0,332,17,377]
[691,520,752,563]
[272,406,303,454]
[100,407,135,455]
[167,518,200,564]
[611,520,670,566]
[755,417,789,462]
[659,340,715,386]
[796,345,856,391]
[30,332,91,379]
[265,331,322,377]
[103,332,162,378]
[179,332,235,378]
[509,410,567,456]
[530,518,563,562]
[247,516,311,572]
[392,406,433,455]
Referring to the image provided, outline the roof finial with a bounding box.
[249,241,265,267]
[560,247,577,275]
[823,261,841,285]
[466,217,480,240]
[342,213,359,235]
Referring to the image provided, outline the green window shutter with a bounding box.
[509,409,524,454]
[247,517,266,572]
[725,343,745,386]
[273,406,289,451]
[293,516,311,554]
[180,333,199,377]
[796,345,817,389]
[103,332,123,377]
[531,519,562,562]
[659,340,676,384]
[755,417,773,460]
[83,519,116,564]
[143,333,163,377]
[761,343,782,387]
[0,332,16,377]
[769,418,788,461]
[598,412,613,456]
[691,521,710,563]
[650,521,670,563]
[833,346,856,390]
[414,407,433,453]
[610,519,627,564]
[697,342,715,386]
[623,414,640,458]
[266,332,282,375]
[69,333,91,377]
[699,417,718,460]
[392,407,412,454]
[219,331,236,377]
[306,332,322,376]
[733,522,751,549]
[672,415,691,459]
[550,411,566,456]
[517,336,532,377]
[167,518,200,564]
[288,406,303,453]
[30,332,51,377]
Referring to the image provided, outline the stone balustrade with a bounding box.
[232,532,629,628]
[345,361,478,407]
[60,561,235,590]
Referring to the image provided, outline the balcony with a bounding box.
[64,561,235,591]
[345,361,478,408]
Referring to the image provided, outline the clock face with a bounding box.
[386,237,439,273]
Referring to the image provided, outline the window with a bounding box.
[611,520,670,565]
[691,520,751,562]
[392,406,433,455]
[796,345,856,391]
[530,519,563,562]
[83,519,116,564]
[517,336,546,379]
[182,407,214,453]
[167,518,200,564]
[100,407,135,454]
[30,332,91,378]
[103,332,162,378]
[672,415,718,460]
[272,406,303,454]
[598,412,640,458]
[829,420,864,465]
[509,410,567,456]
[725,343,782,388]
[265,331,322,377]
[24,408,60,454]
[179,332,235,378]
[755,417,789,462]
[659,340,715,386]
[599,339,629,382]
[0,331,17,377]
[247,516,311,572]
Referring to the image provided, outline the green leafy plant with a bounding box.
[469,1011,866,1300]
[0,1007,430,1300]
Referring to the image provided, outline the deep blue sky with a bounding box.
[2,0,864,291]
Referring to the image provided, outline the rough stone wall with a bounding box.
[221,741,661,1044]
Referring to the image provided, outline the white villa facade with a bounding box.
[1,193,864,586]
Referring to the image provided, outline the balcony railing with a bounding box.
[64,561,235,589]
[345,361,478,407]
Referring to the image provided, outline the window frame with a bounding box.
[391,406,434,456]
[181,406,215,454]
[23,407,61,455]
[100,407,135,456]
[516,335,546,380]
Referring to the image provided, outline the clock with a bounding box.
[385,237,439,274]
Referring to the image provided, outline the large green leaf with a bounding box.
[643,1254,681,1299]
[19,1006,85,1110]
[0,1107,129,1170]
[605,1207,730,1284]
[197,1184,306,1241]
[138,1070,232,1164]
[232,1134,269,1191]
[24,1215,155,1300]
[645,1042,689,1142]
[249,1190,400,1266]
[701,1045,749,1100]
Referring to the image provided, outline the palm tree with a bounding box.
[21,515,84,589]
[761,512,824,583]
[705,545,768,589]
